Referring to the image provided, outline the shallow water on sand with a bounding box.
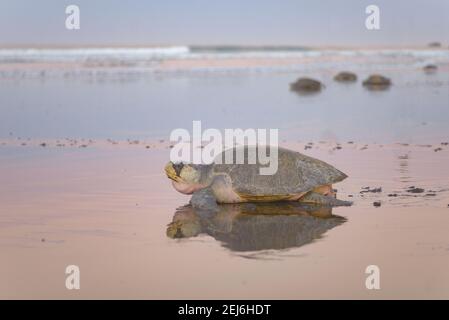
[1,66,448,143]
[1,143,449,299]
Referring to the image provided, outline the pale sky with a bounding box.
[0,0,448,47]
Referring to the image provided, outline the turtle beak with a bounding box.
[164,162,180,182]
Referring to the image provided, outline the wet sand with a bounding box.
[1,141,449,299]
[1,46,449,299]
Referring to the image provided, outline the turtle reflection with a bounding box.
[167,202,346,252]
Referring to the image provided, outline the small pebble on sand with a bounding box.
[373,201,382,207]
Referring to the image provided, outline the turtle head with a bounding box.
[164,162,209,194]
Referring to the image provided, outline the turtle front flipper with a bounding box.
[299,192,352,207]
[190,187,219,214]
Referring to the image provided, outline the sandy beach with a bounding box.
[1,44,449,299]
[1,138,449,299]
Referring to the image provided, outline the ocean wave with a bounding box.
[0,46,448,64]
[0,46,191,63]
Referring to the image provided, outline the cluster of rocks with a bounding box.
[290,72,393,94]
[290,59,440,94]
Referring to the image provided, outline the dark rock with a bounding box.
[423,64,438,73]
[373,201,382,207]
[388,193,398,197]
[334,71,357,82]
[434,148,443,152]
[290,78,323,93]
[428,42,441,48]
[362,74,392,90]
[361,187,382,193]
[407,187,425,194]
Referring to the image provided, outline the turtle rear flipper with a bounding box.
[300,192,352,207]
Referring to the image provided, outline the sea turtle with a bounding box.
[290,77,323,93]
[334,71,357,82]
[165,146,351,211]
[362,74,391,90]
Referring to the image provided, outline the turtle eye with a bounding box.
[172,162,185,176]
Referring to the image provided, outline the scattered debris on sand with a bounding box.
[388,193,399,197]
[361,187,382,194]
[407,187,425,194]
